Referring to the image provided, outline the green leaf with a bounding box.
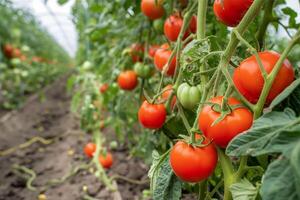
[153,156,182,200]
[148,150,162,192]
[290,141,300,197]
[226,109,300,157]
[230,179,259,200]
[269,79,300,110]
[260,156,299,200]
[281,7,299,28]
[57,0,68,5]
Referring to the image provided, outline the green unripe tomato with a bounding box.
[177,83,201,110]
[11,58,21,67]
[134,62,151,78]
[153,19,164,33]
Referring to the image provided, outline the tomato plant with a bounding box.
[67,0,300,199]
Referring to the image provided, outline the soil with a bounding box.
[0,74,197,200]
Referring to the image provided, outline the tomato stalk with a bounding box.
[177,103,192,136]
[197,0,208,88]
[173,1,197,82]
[217,148,235,200]
[198,180,207,200]
[255,0,276,50]
[253,28,300,119]
[233,29,268,80]
[92,130,115,191]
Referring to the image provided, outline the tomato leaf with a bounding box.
[226,109,300,157]
[269,78,300,110]
[260,155,300,200]
[230,179,259,200]
[151,154,182,200]
[57,0,68,5]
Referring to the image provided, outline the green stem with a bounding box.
[255,0,275,50]
[197,0,208,88]
[254,28,300,118]
[197,0,207,39]
[234,156,248,180]
[93,131,115,191]
[218,148,235,200]
[198,180,208,200]
[177,103,192,135]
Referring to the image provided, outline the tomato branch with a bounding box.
[254,27,300,118]
[255,0,275,50]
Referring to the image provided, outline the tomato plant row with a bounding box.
[0,1,71,109]
[67,0,300,199]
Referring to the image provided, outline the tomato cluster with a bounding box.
[84,143,113,169]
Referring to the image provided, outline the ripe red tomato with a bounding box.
[117,70,138,90]
[13,48,22,58]
[148,45,160,58]
[2,44,14,58]
[170,135,218,182]
[138,100,166,129]
[213,0,253,27]
[130,43,144,63]
[161,84,176,108]
[141,0,165,20]
[99,152,113,169]
[233,51,295,104]
[154,44,177,76]
[164,14,189,41]
[84,143,96,158]
[198,96,253,148]
[189,15,197,33]
[99,83,109,93]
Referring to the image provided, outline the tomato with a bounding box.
[189,15,197,33]
[141,0,164,20]
[130,43,144,63]
[84,143,96,158]
[233,51,295,104]
[138,100,166,129]
[117,70,138,90]
[99,83,109,93]
[177,83,201,110]
[2,44,14,58]
[213,0,253,27]
[164,14,189,41]
[148,45,160,58]
[13,48,22,58]
[170,135,218,182]
[198,96,253,148]
[99,152,113,169]
[161,84,176,108]
[153,19,164,33]
[134,62,152,78]
[154,44,177,76]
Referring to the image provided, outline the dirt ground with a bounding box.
[0,75,197,200]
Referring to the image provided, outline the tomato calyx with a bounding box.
[176,133,212,148]
[208,102,246,126]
